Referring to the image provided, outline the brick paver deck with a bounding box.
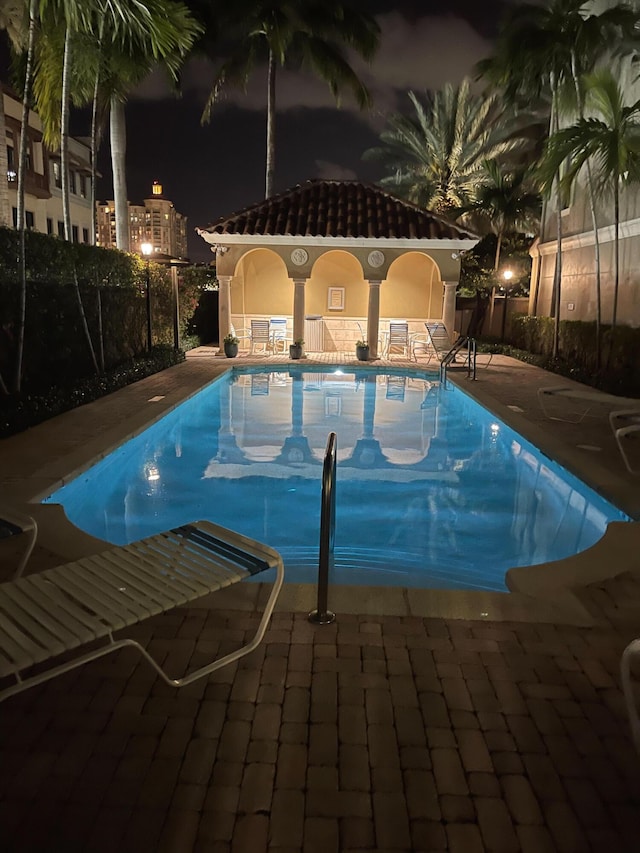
[1,348,639,851]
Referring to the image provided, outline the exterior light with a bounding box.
[141,244,153,349]
[502,269,513,282]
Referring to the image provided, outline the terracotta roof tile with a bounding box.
[202,180,475,241]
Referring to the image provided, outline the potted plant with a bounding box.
[355,340,369,361]
[223,333,239,358]
[289,338,304,359]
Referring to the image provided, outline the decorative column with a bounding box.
[367,280,382,358]
[292,277,307,344]
[218,275,232,346]
[442,281,457,338]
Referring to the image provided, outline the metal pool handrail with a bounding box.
[440,336,477,384]
[309,432,337,625]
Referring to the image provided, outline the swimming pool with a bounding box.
[44,366,629,591]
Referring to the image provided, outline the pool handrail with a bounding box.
[309,432,337,625]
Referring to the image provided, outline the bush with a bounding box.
[0,345,184,438]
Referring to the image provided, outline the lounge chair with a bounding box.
[411,323,453,363]
[609,410,640,474]
[0,504,37,579]
[621,639,640,755]
[0,519,284,703]
[537,384,640,423]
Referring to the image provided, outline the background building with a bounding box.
[2,84,94,243]
[97,181,188,260]
[529,0,640,328]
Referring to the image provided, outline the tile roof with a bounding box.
[201,180,476,241]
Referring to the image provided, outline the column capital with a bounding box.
[217,274,232,284]
[291,277,307,286]
[367,279,383,287]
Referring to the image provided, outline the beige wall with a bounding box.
[383,252,442,319]
[307,251,368,316]
[233,249,293,317]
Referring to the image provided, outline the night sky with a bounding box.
[8,1,522,261]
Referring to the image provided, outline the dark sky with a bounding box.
[41,1,518,261]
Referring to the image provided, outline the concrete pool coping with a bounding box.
[1,349,639,627]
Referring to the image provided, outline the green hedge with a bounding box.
[0,228,213,396]
[500,316,640,396]
[0,345,185,438]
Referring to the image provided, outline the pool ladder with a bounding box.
[440,336,477,385]
[309,432,337,625]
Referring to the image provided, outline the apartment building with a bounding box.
[2,84,94,243]
[96,181,188,260]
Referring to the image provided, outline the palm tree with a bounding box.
[540,70,640,338]
[31,0,201,250]
[477,0,640,360]
[455,159,540,271]
[455,159,540,336]
[201,0,380,198]
[363,81,531,217]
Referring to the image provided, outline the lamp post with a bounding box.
[141,242,153,350]
[500,269,514,341]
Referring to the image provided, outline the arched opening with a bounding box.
[231,248,292,334]
[383,252,442,325]
[307,250,366,352]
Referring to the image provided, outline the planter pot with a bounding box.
[223,342,238,358]
[356,345,370,362]
[289,344,303,360]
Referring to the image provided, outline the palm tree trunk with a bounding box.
[571,52,601,370]
[110,96,130,251]
[90,20,106,248]
[14,0,37,394]
[488,230,503,334]
[0,89,11,227]
[61,27,72,241]
[550,76,563,360]
[612,183,620,332]
[265,48,276,198]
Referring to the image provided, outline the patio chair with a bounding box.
[0,518,284,704]
[230,324,251,349]
[387,322,410,358]
[0,504,37,578]
[250,319,271,354]
[621,638,640,755]
[269,317,291,354]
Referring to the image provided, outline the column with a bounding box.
[367,280,382,359]
[292,277,307,344]
[442,281,457,339]
[218,275,232,347]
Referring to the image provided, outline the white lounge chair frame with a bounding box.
[609,410,640,474]
[537,384,640,423]
[0,520,284,703]
[0,504,38,579]
[621,639,640,755]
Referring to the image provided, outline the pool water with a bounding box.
[44,366,629,591]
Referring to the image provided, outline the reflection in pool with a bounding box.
[44,367,630,591]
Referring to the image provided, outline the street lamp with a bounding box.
[501,269,514,341]
[141,242,153,350]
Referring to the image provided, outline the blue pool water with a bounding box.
[44,366,629,591]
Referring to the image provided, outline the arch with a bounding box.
[307,250,367,315]
[383,252,443,320]
[232,248,292,319]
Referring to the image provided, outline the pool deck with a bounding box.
[1,349,640,851]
